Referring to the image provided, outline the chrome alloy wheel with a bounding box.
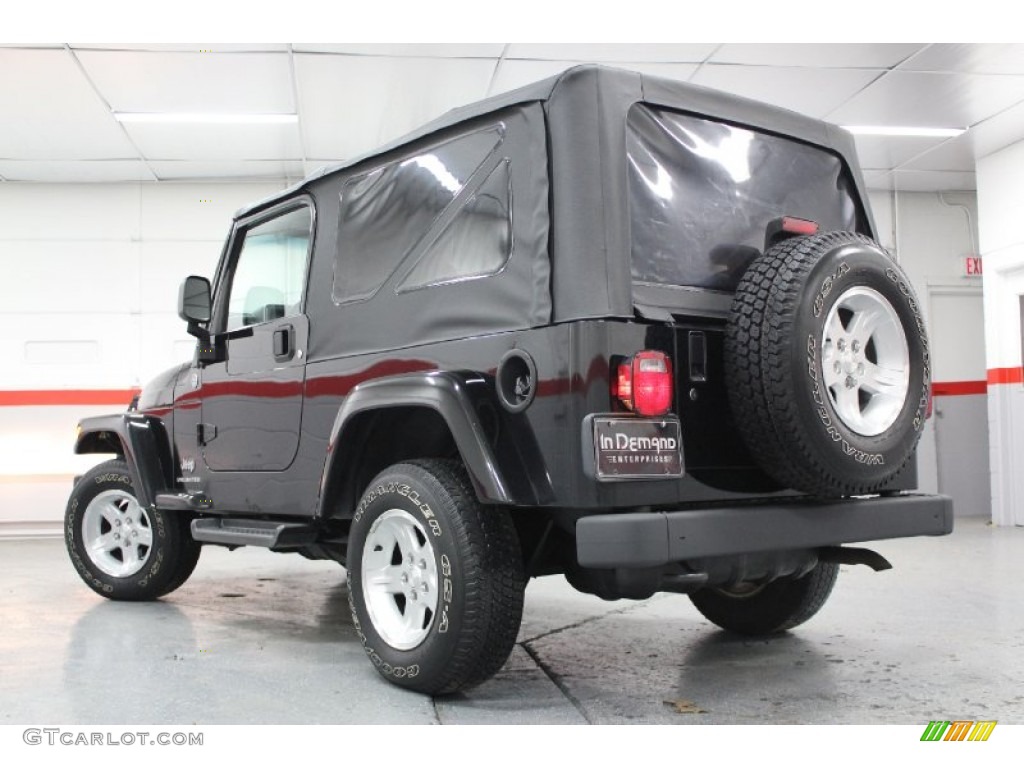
[821,286,910,437]
[81,489,153,578]
[361,509,440,651]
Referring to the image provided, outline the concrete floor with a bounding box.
[1,517,1022,725]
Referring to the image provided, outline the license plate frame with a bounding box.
[593,416,684,480]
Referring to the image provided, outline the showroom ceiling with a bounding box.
[2,43,1024,190]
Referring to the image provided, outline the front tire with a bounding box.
[65,459,201,601]
[689,562,839,636]
[346,459,525,695]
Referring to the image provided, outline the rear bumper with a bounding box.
[575,493,954,568]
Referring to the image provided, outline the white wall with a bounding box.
[0,182,284,534]
[978,140,1024,526]
[866,190,984,498]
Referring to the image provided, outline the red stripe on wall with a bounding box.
[987,366,1024,386]
[932,380,987,397]
[0,389,140,406]
[1,368,1020,407]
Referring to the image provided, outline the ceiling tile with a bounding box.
[506,44,717,63]
[295,44,504,58]
[489,60,699,98]
[965,98,1024,157]
[296,54,495,159]
[123,122,303,161]
[959,98,1024,158]
[0,49,137,159]
[304,159,343,176]
[902,98,1024,171]
[692,64,882,118]
[827,71,1024,128]
[75,50,295,113]
[0,160,154,182]
[711,44,924,69]
[616,62,701,82]
[899,44,1024,75]
[70,43,291,53]
[5,44,1018,188]
[488,59,580,95]
[852,135,950,171]
[897,136,977,172]
[147,160,305,181]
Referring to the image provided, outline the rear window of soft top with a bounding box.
[627,104,865,292]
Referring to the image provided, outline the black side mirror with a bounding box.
[178,275,212,324]
[178,277,217,365]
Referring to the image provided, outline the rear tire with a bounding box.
[689,562,839,636]
[346,459,525,695]
[65,459,201,601]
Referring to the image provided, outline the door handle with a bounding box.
[272,325,294,362]
[197,423,218,445]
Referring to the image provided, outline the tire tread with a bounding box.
[726,232,922,496]
[66,458,201,601]
[349,459,525,695]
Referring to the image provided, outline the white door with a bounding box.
[929,287,990,517]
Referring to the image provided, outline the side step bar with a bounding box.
[191,518,319,550]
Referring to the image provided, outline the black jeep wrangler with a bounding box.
[65,65,952,695]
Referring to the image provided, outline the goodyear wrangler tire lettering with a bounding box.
[812,262,849,317]
[345,459,524,695]
[65,458,202,601]
[725,232,930,496]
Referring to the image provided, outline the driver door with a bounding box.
[198,201,313,482]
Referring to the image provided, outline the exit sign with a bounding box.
[964,256,983,276]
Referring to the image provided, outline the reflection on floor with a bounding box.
[1,517,1022,724]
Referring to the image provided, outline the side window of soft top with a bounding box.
[396,158,512,293]
[225,204,314,331]
[331,126,507,304]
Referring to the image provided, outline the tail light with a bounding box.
[765,216,819,249]
[612,350,673,416]
[781,216,819,235]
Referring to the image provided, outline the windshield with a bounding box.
[627,104,865,292]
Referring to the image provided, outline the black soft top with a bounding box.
[238,65,873,323]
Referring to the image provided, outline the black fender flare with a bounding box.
[316,371,552,517]
[75,413,175,510]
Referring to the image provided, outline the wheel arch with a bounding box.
[74,413,176,509]
[316,371,553,520]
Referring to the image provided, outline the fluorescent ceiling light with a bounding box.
[843,125,965,138]
[114,112,298,125]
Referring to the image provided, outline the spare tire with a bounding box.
[726,231,930,496]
